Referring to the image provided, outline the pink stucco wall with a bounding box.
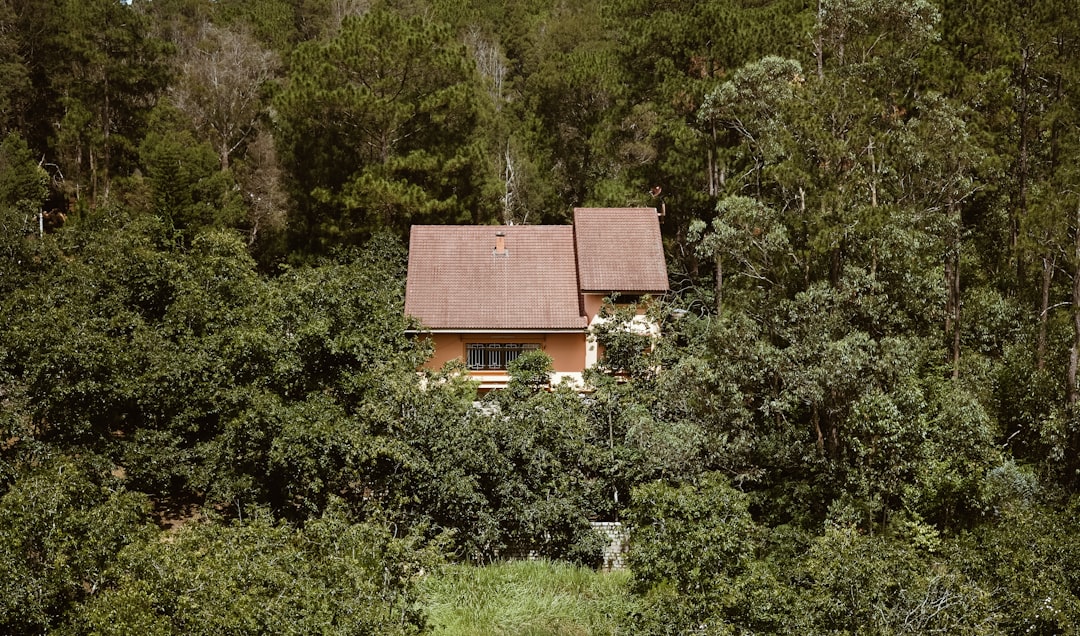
[419,332,586,373]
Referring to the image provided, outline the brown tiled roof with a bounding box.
[405,225,588,330]
[574,208,669,293]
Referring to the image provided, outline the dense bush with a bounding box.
[3,0,1080,630]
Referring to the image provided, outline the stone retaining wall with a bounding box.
[501,522,630,571]
[591,521,628,571]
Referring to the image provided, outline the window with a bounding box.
[466,343,540,370]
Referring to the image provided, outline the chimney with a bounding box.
[494,231,506,256]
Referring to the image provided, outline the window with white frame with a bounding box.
[466,343,540,370]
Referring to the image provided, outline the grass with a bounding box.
[418,559,638,636]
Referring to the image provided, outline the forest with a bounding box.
[1,0,1080,633]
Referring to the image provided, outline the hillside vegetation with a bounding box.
[3,0,1080,633]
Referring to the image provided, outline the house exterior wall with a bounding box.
[419,333,586,374]
[423,333,472,369]
[583,294,605,322]
[416,299,658,387]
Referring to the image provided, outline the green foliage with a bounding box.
[790,519,999,634]
[505,349,555,392]
[815,0,940,81]
[214,0,298,53]
[0,2,30,135]
[0,457,155,634]
[517,8,626,212]
[4,1,1080,632]
[995,344,1065,477]
[589,300,662,381]
[0,208,54,298]
[625,473,765,633]
[603,0,811,229]
[384,354,605,565]
[0,132,48,210]
[699,56,803,194]
[484,368,605,564]
[626,476,1003,633]
[138,106,245,236]
[2,210,177,452]
[689,195,791,312]
[0,132,50,290]
[75,505,443,635]
[955,499,1080,634]
[0,212,425,518]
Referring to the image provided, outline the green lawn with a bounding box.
[418,560,637,636]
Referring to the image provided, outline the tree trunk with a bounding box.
[708,123,717,198]
[89,147,97,206]
[945,199,961,378]
[1068,200,1080,405]
[502,142,515,224]
[815,0,825,80]
[1014,46,1030,288]
[1038,251,1054,370]
[813,403,824,455]
[715,253,723,315]
[101,72,111,203]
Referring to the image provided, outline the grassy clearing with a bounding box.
[418,559,637,636]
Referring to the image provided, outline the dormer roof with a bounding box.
[574,208,668,294]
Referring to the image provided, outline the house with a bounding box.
[404,207,668,389]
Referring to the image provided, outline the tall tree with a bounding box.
[0,2,30,136]
[50,0,171,206]
[605,0,811,235]
[170,22,279,170]
[935,0,1080,329]
[276,6,493,253]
